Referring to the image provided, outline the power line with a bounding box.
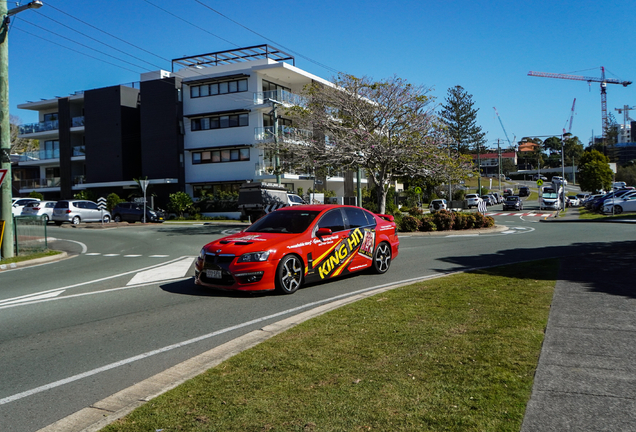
[194,0,340,75]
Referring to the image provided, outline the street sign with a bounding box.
[97,197,107,210]
[536,179,544,187]
[0,168,7,187]
[414,187,422,194]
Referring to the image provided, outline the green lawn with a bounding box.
[0,249,61,265]
[103,261,556,432]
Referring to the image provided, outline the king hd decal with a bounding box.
[314,228,376,279]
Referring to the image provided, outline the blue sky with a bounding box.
[7,0,636,151]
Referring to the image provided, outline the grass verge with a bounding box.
[578,208,635,220]
[103,261,557,432]
[0,249,61,265]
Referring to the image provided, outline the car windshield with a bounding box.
[544,193,557,199]
[245,210,321,234]
[506,197,518,201]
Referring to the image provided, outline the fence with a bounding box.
[14,216,48,255]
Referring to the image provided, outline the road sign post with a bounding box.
[97,197,107,225]
[139,180,150,223]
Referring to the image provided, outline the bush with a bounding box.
[168,192,194,218]
[432,209,454,231]
[418,215,437,232]
[398,215,420,232]
[453,212,467,230]
[28,190,44,200]
[106,193,125,212]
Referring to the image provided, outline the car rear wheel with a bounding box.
[114,214,122,223]
[43,214,49,223]
[103,215,111,223]
[372,242,392,274]
[275,255,303,294]
[615,205,623,214]
[72,216,81,225]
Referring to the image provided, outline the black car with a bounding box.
[502,195,523,211]
[112,202,165,223]
[518,186,530,197]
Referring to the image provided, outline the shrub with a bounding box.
[106,193,125,212]
[168,192,194,218]
[453,212,467,230]
[432,209,454,231]
[398,215,420,232]
[483,215,495,227]
[28,190,44,200]
[418,215,437,232]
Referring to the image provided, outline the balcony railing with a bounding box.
[254,126,312,143]
[18,177,61,189]
[72,145,85,156]
[18,148,60,162]
[19,120,59,135]
[72,116,85,127]
[253,89,306,107]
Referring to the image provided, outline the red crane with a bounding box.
[528,67,632,137]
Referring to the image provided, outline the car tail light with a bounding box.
[66,210,72,214]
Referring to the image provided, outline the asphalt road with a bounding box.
[1,206,633,431]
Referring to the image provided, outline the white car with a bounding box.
[602,195,636,214]
[21,200,57,222]
[429,199,448,212]
[465,194,482,209]
[552,176,568,186]
[11,197,40,217]
[566,195,580,207]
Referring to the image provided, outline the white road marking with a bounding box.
[124,255,142,257]
[85,253,101,256]
[0,257,195,311]
[0,290,65,306]
[103,254,120,257]
[0,273,449,407]
[149,255,170,258]
[127,257,194,286]
[48,238,88,254]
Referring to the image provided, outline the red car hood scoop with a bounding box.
[219,240,253,246]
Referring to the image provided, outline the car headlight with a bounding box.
[238,251,270,263]
[199,248,206,260]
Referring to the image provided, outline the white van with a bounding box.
[612,181,627,190]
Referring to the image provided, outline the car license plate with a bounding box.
[206,269,222,279]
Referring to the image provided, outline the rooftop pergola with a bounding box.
[172,44,295,71]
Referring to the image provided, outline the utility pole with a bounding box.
[268,98,282,185]
[0,1,43,259]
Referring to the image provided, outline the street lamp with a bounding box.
[1,1,43,259]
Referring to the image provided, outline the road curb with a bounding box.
[0,252,68,272]
[37,275,448,432]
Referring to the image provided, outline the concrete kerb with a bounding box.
[0,252,68,272]
[37,273,453,432]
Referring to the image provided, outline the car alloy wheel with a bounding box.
[114,215,122,223]
[276,255,303,294]
[372,242,391,274]
[615,205,623,214]
[103,215,111,223]
[72,216,81,225]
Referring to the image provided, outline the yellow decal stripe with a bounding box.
[313,241,341,266]
[332,251,357,277]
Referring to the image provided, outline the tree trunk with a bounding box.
[377,186,387,214]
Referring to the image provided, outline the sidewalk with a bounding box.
[521,242,636,431]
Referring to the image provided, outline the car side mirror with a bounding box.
[316,228,332,237]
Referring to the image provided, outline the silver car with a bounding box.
[21,200,57,223]
[52,200,111,225]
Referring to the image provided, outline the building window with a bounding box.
[190,78,248,98]
[191,147,250,165]
[190,113,248,131]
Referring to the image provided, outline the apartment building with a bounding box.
[16,45,365,206]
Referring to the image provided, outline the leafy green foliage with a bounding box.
[28,190,44,200]
[73,190,97,201]
[168,192,194,217]
[578,150,613,192]
[106,193,125,212]
[439,85,487,154]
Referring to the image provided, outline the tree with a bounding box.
[278,74,472,213]
[10,115,38,154]
[439,86,487,155]
[563,135,584,166]
[168,191,194,218]
[578,150,613,192]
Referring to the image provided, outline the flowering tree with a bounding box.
[267,74,472,213]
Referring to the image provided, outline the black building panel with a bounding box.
[84,86,140,183]
[140,77,183,184]
[58,98,73,199]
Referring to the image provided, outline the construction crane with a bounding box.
[493,107,513,147]
[563,98,576,135]
[528,67,632,138]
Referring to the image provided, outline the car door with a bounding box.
[84,201,101,222]
[307,208,350,283]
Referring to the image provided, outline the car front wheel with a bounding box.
[103,215,111,223]
[372,242,392,274]
[615,205,623,214]
[72,216,81,225]
[275,255,303,294]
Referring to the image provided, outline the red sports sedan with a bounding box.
[194,205,399,294]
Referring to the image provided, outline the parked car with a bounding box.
[502,195,523,211]
[429,199,448,212]
[491,192,503,204]
[518,186,530,197]
[586,189,636,212]
[11,197,40,217]
[602,195,636,214]
[566,195,580,207]
[480,195,494,206]
[52,200,111,225]
[465,194,482,209]
[112,202,165,223]
[194,205,399,294]
[551,176,568,186]
[576,193,590,202]
[20,200,57,222]
[533,174,548,181]
[503,188,514,196]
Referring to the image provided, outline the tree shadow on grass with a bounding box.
[432,239,636,299]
